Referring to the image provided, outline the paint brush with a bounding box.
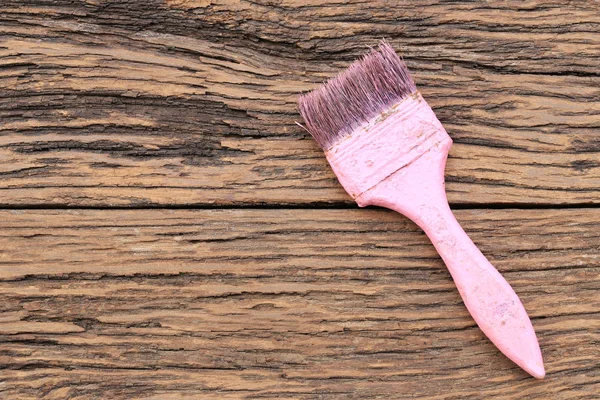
[298,41,545,379]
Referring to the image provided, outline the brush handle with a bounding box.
[360,140,544,379]
[413,199,545,379]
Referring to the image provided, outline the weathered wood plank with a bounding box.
[1,1,599,206]
[0,209,598,398]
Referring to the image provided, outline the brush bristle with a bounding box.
[298,41,416,150]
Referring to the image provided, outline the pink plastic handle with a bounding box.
[358,138,545,379]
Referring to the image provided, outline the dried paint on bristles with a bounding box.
[298,41,416,150]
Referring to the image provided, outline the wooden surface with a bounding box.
[0,1,599,399]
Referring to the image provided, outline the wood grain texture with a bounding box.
[2,1,600,399]
[0,209,599,399]
[1,1,599,206]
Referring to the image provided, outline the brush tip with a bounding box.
[298,40,416,150]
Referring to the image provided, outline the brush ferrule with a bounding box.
[325,92,451,199]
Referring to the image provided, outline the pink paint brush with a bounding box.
[298,41,544,379]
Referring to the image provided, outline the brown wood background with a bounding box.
[0,1,599,398]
